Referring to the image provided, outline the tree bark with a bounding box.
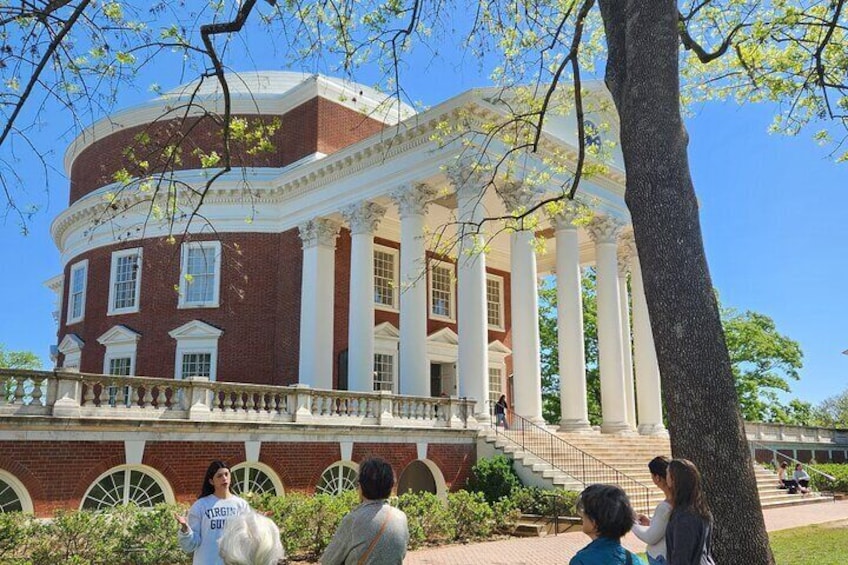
[597,1,773,562]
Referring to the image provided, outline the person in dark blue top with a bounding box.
[570,484,645,565]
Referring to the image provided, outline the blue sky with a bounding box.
[0,25,846,406]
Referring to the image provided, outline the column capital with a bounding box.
[548,199,590,231]
[341,201,386,235]
[298,218,341,249]
[390,182,438,218]
[587,215,624,244]
[499,180,544,212]
[446,158,488,199]
[617,231,635,276]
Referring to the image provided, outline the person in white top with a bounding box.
[632,456,673,565]
[176,460,251,565]
[793,463,812,493]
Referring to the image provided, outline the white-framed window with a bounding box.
[488,366,504,408]
[169,320,223,382]
[67,260,88,324]
[373,353,395,392]
[81,465,173,510]
[316,461,359,496]
[107,248,142,315]
[58,334,84,371]
[231,463,284,497]
[0,470,33,513]
[486,274,505,330]
[429,262,455,321]
[373,245,399,311]
[98,326,140,407]
[179,241,222,308]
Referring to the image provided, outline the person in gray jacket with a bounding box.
[321,457,409,565]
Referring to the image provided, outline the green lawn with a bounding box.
[770,522,848,565]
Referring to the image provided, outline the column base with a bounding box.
[601,421,637,435]
[558,419,595,433]
[638,423,669,437]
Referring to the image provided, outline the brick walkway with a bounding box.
[401,500,848,564]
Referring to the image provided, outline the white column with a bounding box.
[297,218,341,389]
[550,204,591,432]
[447,164,490,419]
[587,215,631,434]
[341,201,386,392]
[625,236,667,436]
[391,183,436,397]
[617,236,637,430]
[501,181,543,423]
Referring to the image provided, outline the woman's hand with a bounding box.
[637,513,650,526]
[174,512,189,533]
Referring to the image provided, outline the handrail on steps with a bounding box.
[749,439,837,497]
[488,406,654,512]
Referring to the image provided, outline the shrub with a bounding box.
[508,486,579,517]
[447,490,494,541]
[118,504,191,565]
[809,463,848,493]
[491,496,521,534]
[30,508,131,564]
[396,492,455,549]
[0,511,39,564]
[466,455,521,505]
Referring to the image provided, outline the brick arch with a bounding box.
[141,453,181,500]
[0,457,44,504]
[259,442,341,493]
[73,453,126,502]
[426,444,475,491]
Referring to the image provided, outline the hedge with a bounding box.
[808,463,848,493]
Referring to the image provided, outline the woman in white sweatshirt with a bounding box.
[632,456,673,565]
[176,460,251,565]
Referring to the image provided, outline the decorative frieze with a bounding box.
[341,201,386,235]
[390,183,437,218]
[298,218,341,249]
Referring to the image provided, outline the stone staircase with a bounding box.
[478,426,832,515]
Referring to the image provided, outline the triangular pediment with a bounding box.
[168,320,224,340]
[488,340,512,355]
[97,325,141,346]
[428,327,459,346]
[374,322,400,339]
[58,334,84,354]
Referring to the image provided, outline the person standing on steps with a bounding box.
[494,394,509,429]
[632,456,673,565]
[176,460,251,565]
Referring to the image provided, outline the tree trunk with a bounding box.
[597,1,773,562]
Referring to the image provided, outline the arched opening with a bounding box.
[0,470,33,513]
[316,461,359,496]
[397,459,447,498]
[81,464,174,510]
[231,462,284,497]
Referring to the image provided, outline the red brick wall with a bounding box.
[58,231,302,385]
[69,98,384,205]
[0,438,475,515]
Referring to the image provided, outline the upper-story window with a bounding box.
[429,262,455,321]
[373,245,399,310]
[486,274,504,330]
[179,241,221,308]
[67,260,88,325]
[108,248,142,315]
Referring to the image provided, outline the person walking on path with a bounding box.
[632,456,673,565]
[176,460,251,565]
[570,484,645,565]
[665,459,716,565]
[321,457,409,565]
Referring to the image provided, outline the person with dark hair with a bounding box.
[793,463,812,493]
[176,460,251,565]
[321,457,409,564]
[570,484,645,565]
[777,461,799,493]
[494,394,509,429]
[632,456,672,565]
[665,459,716,565]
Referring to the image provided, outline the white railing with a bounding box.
[0,369,476,429]
[744,421,848,445]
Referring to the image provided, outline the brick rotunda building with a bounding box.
[0,72,667,516]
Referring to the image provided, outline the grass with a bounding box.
[770,521,848,565]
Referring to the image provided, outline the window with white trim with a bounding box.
[67,260,88,324]
[373,353,395,392]
[181,352,212,379]
[179,241,221,308]
[81,465,170,510]
[316,462,359,496]
[430,263,455,320]
[0,471,32,513]
[105,356,133,407]
[373,246,398,310]
[488,366,504,408]
[169,320,222,382]
[486,274,504,329]
[108,248,142,315]
[231,463,283,497]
